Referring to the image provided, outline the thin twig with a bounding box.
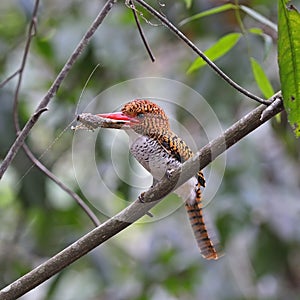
[134,0,269,105]
[128,0,155,62]
[0,93,284,300]
[13,0,39,129]
[0,107,48,178]
[260,91,282,121]
[0,3,38,90]
[0,0,117,180]
[10,0,100,227]
[23,143,101,227]
[0,70,21,88]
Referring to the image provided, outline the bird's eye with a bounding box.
[137,113,144,118]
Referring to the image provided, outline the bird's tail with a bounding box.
[185,183,219,260]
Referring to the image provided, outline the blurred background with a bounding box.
[1,0,300,299]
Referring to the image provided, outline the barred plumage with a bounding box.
[185,179,218,260]
[98,99,220,260]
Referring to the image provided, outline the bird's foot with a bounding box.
[138,192,154,217]
[165,168,175,180]
[138,192,145,203]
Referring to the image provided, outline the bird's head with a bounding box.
[97,99,170,136]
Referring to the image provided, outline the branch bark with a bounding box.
[5,0,101,227]
[0,0,117,180]
[0,92,283,300]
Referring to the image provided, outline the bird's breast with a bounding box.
[129,134,198,204]
[129,135,181,181]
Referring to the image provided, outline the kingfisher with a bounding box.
[97,99,219,260]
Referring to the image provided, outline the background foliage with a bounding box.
[0,0,300,299]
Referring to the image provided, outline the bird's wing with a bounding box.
[158,133,205,187]
[159,133,193,163]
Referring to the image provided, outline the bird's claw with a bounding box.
[138,192,145,203]
[138,192,154,217]
[166,168,175,180]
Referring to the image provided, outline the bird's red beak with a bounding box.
[96,112,139,124]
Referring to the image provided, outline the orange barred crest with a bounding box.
[121,99,170,136]
[122,99,168,119]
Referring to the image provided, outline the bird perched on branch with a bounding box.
[97,99,220,260]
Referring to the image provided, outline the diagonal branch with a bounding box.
[0,92,283,300]
[21,144,101,227]
[128,0,155,62]
[0,70,21,89]
[0,0,117,180]
[13,0,39,129]
[134,0,269,105]
[9,0,100,227]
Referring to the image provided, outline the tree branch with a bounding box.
[134,0,269,105]
[21,144,101,227]
[8,0,100,227]
[0,92,283,300]
[0,70,21,89]
[0,0,117,180]
[13,0,39,129]
[128,0,155,62]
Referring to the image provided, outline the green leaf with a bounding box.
[278,1,300,137]
[248,27,264,35]
[187,33,242,74]
[250,57,274,98]
[179,4,236,26]
[183,0,193,9]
